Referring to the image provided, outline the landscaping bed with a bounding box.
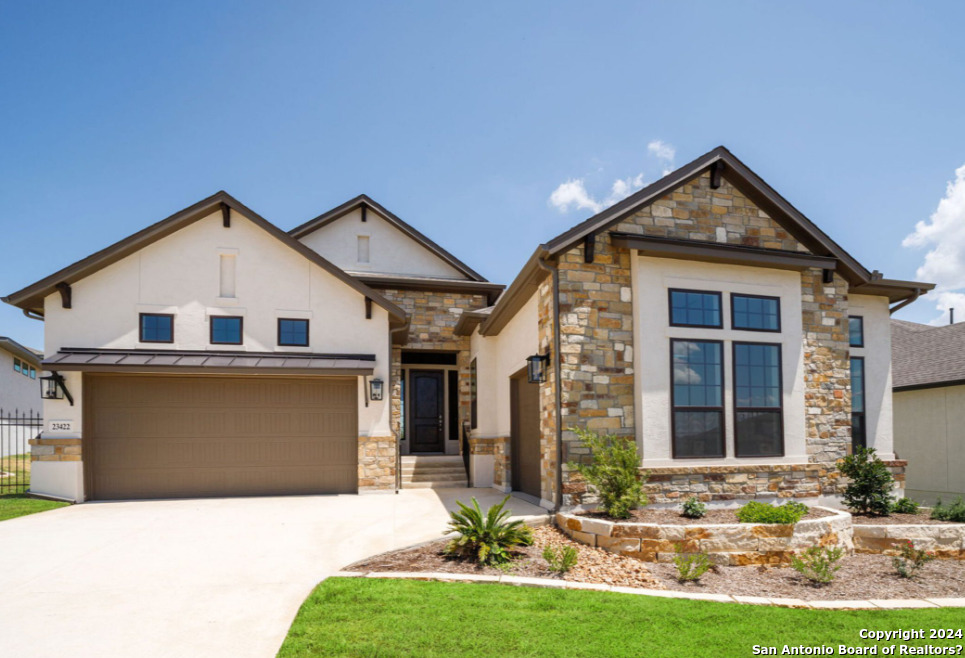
[578,506,835,525]
[852,511,959,525]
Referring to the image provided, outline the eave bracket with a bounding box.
[55,282,72,309]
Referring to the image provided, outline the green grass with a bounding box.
[279,578,965,658]
[0,493,68,521]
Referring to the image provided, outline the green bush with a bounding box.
[931,497,965,523]
[542,544,579,574]
[568,427,647,519]
[837,447,894,516]
[444,496,533,566]
[891,497,920,515]
[791,546,844,585]
[681,496,707,519]
[735,501,809,524]
[672,544,712,582]
[892,540,935,579]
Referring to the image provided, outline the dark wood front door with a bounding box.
[410,370,445,453]
[511,372,541,498]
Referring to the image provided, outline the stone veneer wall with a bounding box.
[358,435,395,492]
[467,435,510,489]
[29,437,81,462]
[537,276,559,504]
[549,170,892,506]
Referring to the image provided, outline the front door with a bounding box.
[410,370,445,453]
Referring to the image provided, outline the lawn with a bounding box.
[279,578,965,658]
[0,454,68,521]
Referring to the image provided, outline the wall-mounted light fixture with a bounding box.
[369,377,384,402]
[40,372,74,406]
[526,352,550,384]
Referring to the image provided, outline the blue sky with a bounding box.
[2,1,964,349]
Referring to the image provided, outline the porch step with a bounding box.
[400,455,468,489]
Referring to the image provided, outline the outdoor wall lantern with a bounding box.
[526,352,550,384]
[40,372,74,406]
[369,377,384,402]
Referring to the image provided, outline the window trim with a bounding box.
[210,315,244,345]
[848,315,865,348]
[732,341,785,458]
[670,338,726,459]
[730,293,782,333]
[851,356,866,451]
[668,288,724,329]
[139,313,175,344]
[470,357,478,430]
[276,318,310,347]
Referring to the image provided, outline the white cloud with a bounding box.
[648,139,676,174]
[548,178,603,214]
[903,164,965,323]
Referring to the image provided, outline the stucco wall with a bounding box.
[633,257,807,467]
[297,206,465,279]
[0,347,41,414]
[848,294,894,458]
[36,208,393,501]
[894,385,965,504]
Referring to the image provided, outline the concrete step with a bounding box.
[403,472,468,483]
[401,480,469,489]
[399,455,467,488]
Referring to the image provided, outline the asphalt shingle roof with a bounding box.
[891,319,965,389]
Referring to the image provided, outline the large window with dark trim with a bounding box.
[277,318,309,347]
[210,316,243,345]
[732,294,781,332]
[848,316,864,348]
[139,313,174,343]
[470,358,478,430]
[669,289,722,328]
[851,356,866,451]
[671,339,724,458]
[733,342,784,457]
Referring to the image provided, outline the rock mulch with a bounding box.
[577,506,834,525]
[851,511,960,525]
[346,525,661,590]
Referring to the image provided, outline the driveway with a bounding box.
[0,489,546,658]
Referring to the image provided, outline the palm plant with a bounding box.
[444,496,533,566]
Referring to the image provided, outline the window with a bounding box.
[139,313,174,343]
[848,316,864,348]
[671,339,724,458]
[851,357,866,451]
[29,367,36,379]
[13,358,21,373]
[21,363,29,377]
[277,318,309,347]
[210,316,243,345]
[470,358,478,430]
[357,236,370,263]
[732,294,781,332]
[669,289,723,328]
[733,342,784,457]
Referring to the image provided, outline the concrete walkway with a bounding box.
[0,488,545,658]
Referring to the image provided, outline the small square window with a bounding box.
[140,314,174,343]
[732,294,781,332]
[848,316,864,348]
[29,367,36,379]
[277,318,309,347]
[13,358,21,373]
[211,316,243,345]
[669,289,722,328]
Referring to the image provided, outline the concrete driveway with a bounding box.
[0,489,546,658]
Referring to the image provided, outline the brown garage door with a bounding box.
[85,374,358,500]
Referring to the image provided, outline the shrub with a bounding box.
[931,497,965,523]
[892,540,935,579]
[891,497,920,515]
[681,496,707,519]
[791,546,844,585]
[542,545,579,574]
[672,544,712,582]
[568,427,647,519]
[444,496,533,566]
[735,501,809,524]
[837,447,894,516]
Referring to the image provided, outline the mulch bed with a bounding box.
[649,555,965,601]
[851,511,961,525]
[577,506,835,525]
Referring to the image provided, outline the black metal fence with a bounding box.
[0,409,42,493]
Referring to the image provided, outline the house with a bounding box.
[891,319,965,504]
[0,336,42,414]
[2,146,932,506]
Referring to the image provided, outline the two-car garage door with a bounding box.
[85,374,358,500]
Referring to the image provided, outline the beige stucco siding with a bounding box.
[0,348,41,414]
[849,294,894,458]
[895,385,965,504]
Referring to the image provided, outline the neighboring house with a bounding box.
[891,319,965,504]
[0,336,42,413]
[1,146,933,506]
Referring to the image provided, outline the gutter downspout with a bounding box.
[889,289,921,315]
[536,253,564,512]
[22,309,44,321]
[390,319,410,495]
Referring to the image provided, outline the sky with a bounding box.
[2,1,964,350]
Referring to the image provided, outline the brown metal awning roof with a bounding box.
[43,348,376,376]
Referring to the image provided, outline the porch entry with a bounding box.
[402,351,460,455]
[510,368,541,499]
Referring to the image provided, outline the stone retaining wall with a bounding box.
[556,508,853,566]
[853,524,965,559]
